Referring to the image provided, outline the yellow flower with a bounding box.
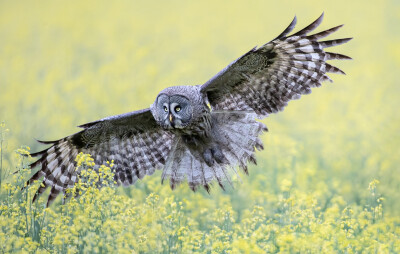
[280,179,292,192]
[368,179,380,191]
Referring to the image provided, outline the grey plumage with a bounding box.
[26,13,352,206]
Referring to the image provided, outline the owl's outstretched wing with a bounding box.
[201,13,352,117]
[27,108,173,206]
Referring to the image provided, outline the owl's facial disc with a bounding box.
[156,94,192,129]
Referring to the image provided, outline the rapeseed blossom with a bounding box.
[0,150,399,253]
[1,0,399,253]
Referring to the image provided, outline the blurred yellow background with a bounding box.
[0,0,399,252]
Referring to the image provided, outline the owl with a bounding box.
[27,13,351,206]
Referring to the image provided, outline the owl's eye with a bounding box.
[163,106,168,112]
[175,106,181,112]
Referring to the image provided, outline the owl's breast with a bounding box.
[171,108,212,146]
[182,109,211,133]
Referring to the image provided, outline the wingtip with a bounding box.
[339,53,353,60]
[274,15,298,40]
[336,37,353,45]
[292,12,325,37]
[310,12,325,27]
[316,12,325,24]
[308,24,346,40]
[319,11,325,21]
[293,15,298,24]
[313,11,324,23]
[291,14,298,26]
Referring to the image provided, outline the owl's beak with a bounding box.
[169,113,173,123]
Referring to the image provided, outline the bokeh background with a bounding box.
[0,0,399,252]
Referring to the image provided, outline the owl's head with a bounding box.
[152,93,193,129]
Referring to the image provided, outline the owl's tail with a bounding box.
[161,111,267,191]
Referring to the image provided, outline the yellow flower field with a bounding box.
[0,0,399,253]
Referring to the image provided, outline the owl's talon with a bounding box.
[203,149,214,167]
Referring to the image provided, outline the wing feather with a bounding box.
[274,16,297,40]
[292,13,324,37]
[201,14,352,118]
[27,108,174,206]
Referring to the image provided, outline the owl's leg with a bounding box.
[202,145,227,167]
[203,148,214,166]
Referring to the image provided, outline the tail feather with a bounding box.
[212,163,230,190]
[161,111,266,191]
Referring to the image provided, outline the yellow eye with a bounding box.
[175,106,181,112]
[163,106,168,112]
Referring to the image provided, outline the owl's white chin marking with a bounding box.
[163,119,174,129]
[172,119,185,129]
[162,119,185,130]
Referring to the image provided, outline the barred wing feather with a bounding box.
[27,109,173,206]
[201,13,352,118]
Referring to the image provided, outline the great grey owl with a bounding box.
[27,13,351,206]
